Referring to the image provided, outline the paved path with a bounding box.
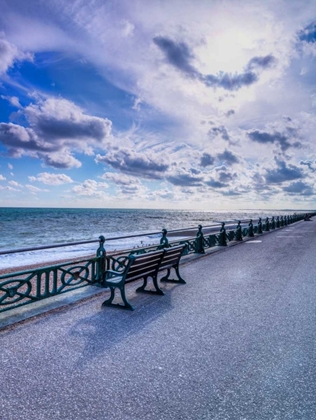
[0,220,315,420]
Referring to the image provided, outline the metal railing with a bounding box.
[0,212,313,314]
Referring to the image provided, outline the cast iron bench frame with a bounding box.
[102,244,187,310]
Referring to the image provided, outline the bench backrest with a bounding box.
[159,244,186,271]
[125,249,164,283]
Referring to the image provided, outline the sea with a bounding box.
[0,207,309,270]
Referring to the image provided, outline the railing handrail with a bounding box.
[0,239,99,256]
[0,222,234,257]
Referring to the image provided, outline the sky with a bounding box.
[0,0,316,210]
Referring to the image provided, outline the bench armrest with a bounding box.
[105,269,123,279]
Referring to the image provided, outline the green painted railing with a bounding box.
[0,212,314,314]
[109,213,313,264]
[0,236,106,313]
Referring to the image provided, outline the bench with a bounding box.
[159,244,186,284]
[102,244,187,310]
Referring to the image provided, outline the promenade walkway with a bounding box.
[0,220,315,420]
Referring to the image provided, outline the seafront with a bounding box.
[0,219,315,419]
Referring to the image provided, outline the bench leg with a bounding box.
[136,276,164,295]
[102,286,134,311]
[160,266,186,284]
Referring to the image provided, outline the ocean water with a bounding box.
[0,207,307,270]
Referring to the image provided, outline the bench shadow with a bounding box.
[68,280,181,369]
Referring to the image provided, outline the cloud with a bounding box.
[247,129,286,145]
[42,153,82,169]
[300,159,316,172]
[0,35,33,75]
[247,125,302,152]
[8,180,21,187]
[101,171,146,195]
[216,150,239,165]
[25,98,112,144]
[200,153,215,167]
[29,172,74,185]
[118,183,145,195]
[101,172,141,185]
[206,179,227,188]
[298,21,316,43]
[0,185,16,191]
[72,179,109,197]
[167,173,204,187]
[0,97,112,168]
[153,35,276,91]
[283,180,314,195]
[101,172,131,184]
[246,55,277,71]
[0,122,58,155]
[96,149,169,179]
[0,174,6,181]
[202,71,258,91]
[25,184,49,194]
[218,170,236,183]
[209,125,230,141]
[1,95,22,108]
[153,36,198,77]
[205,165,237,189]
[265,158,303,184]
[251,172,267,190]
[225,109,235,117]
[97,145,242,190]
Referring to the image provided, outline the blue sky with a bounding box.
[0,0,316,210]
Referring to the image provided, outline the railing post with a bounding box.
[96,235,106,283]
[159,229,169,249]
[271,216,275,229]
[265,217,270,231]
[235,221,243,241]
[248,219,254,237]
[257,217,263,234]
[276,216,280,228]
[218,222,228,246]
[195,225,205,254]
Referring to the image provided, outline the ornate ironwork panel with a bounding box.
[0,256,102,313]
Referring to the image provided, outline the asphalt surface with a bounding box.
[0,220,315,420]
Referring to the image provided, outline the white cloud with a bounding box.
[8,180,21,187]
[29,172,73,185]
[0,97,112,168]
[1,95,22,108]
[25,184,49,194]
[42,153,82,169]
[0,33,33,75]
[101,172,141,186]
[72,179,109,197]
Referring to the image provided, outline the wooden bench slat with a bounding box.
[102,245,186,310]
